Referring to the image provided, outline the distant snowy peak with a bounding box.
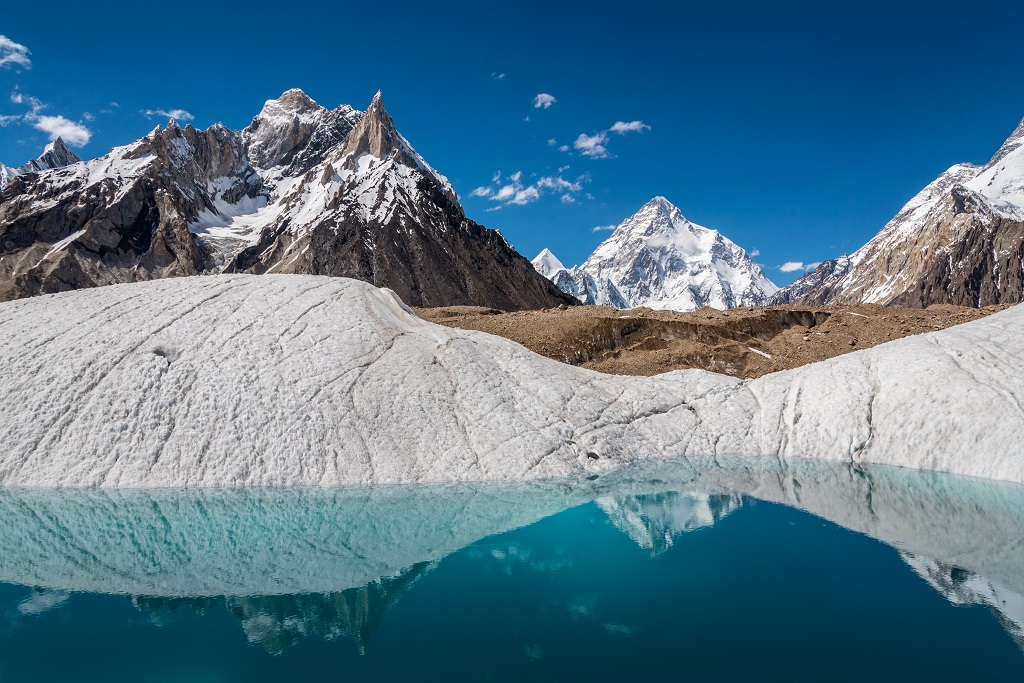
[537,197,777,311]
[0,137,82,190]
[531,248,566,278]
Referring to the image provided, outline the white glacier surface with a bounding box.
[0,274,1021,487]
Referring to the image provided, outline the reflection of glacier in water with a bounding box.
[0,458,1022,658]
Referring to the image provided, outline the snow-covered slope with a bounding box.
[0,274,1020,487]
[535,197,777,311]
[0,90,572,310]
[775,116,1024,307]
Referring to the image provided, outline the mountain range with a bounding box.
[532,196,778,311]
[0,89,573,309]
[773,117,1024,307]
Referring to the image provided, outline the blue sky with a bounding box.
[1,1,1023,285]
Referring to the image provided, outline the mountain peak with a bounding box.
[985,115,1024,168]
[541,198,777,310]
[342,92,400,160]
[273,88,320,112]
[531,248,566,278]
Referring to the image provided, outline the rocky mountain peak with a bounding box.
[339,92,458,203]
[39,137,81,168]
[341,91,401,160]
[0,136,84,190]
[273,87,321,114]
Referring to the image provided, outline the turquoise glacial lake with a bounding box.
[0,459,1021,681]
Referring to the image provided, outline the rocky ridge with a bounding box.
[0,90,573,309]
[774,117,1024,307]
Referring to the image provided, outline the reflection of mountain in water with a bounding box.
[133,562,432,654]
[0,459,1021,652]
[901,553,1024,651]
[597,492,743,555]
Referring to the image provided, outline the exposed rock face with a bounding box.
[0,90,574,309]
[774,117,1024,308]
[534,197,777,311]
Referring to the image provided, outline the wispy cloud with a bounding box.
[533,93,556,109]
[592,224,617,232]
[143,108,194,122]
[8,88,92,146]
[0,35,31,70]
[491,72,506,80]
[10,88,44,116]
[568,119,651,159]
[750,248,760,257]
[471,169,588,209]
[547,138,557,146]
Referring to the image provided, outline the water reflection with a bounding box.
[0,458,1021,655]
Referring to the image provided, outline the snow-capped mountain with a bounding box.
[534,197,778,311]
[0,137,81,190]
[774,116,1024,307]
[0,89,574,309]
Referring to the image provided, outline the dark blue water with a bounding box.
[0,460,1021,681]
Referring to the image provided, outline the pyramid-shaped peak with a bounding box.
[531,248,566,278]
[620,196,691,233]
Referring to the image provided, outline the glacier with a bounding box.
[0,273,1021,487]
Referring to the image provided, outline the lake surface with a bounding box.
[0,458,1021,681]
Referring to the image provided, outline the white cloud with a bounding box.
[609,120,651,134]
[0,35,31,70]
[143,108,195,122]
[592,224,616,232]
[7,89,92,146]
[471,169,588,208]
[558,144,569,152]
[491,72,506,80]
[31,115,92,146]
[749,249,760,257]
[574,132,610,158]
[0,114,19,126]
[780,261,822,273]
[533,93,556,109]
[82,112,94,121]
[547,138,557,146]
[11,88,44,116]
[565,119,651,159]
